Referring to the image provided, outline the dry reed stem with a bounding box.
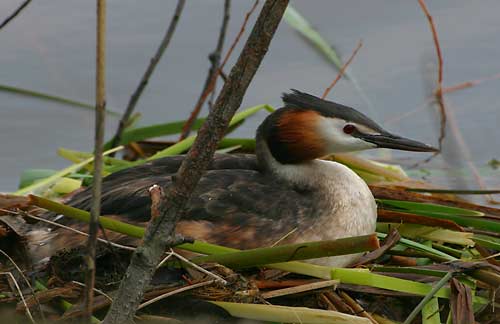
[72,280,113,303]
[137,280,216,310]
[322,40,363,99]
[166,249,227,284]
[261,279,339,299]
[339,290,379,324]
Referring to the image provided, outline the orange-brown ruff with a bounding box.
[22,90,436,266]
[275,109,327,162]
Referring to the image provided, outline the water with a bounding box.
[1,0,499,194]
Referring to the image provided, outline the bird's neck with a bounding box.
[256,134,324,189]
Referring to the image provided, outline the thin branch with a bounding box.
[102,1,289,323]
[179,0,259,140]
[442,72,500,94]
[168,248,227,284]
[322,40,363,99]
[72,281,113,303]
[85,0,107,320]
[179,0,231,140]
[0,0,32,30]
[108,0,186,150]
[418,0,446,157]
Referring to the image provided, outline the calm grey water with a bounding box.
[1,0,499,193]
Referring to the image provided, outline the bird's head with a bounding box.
[257,90,438,164]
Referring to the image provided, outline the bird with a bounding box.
[26,90,437,267]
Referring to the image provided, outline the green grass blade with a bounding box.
[333,268,451,299]
[473,234,500,250]
[377,199,484,217]
[377,223,475,246]
[379,200,499,232]
[377,232,456,261]
[18,169,57,189]
[102,118,206,150]
[421,297,441,324]
[0,84,119,116]
[218,138,256,151]
[14,146,123,195]
[148,104,273,160]
[284,6,342,68]
[371,266,449,278]
[191,234,379,268]
[58,147,132,167]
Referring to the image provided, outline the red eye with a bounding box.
[343,124,356,134]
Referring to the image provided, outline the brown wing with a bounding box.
[46,154,314,250]
[60,154,259,221]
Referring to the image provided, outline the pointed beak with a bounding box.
[356,132,439,152]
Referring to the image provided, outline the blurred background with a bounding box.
[1,0,499,195]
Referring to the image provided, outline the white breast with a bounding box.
[275,159,378,267]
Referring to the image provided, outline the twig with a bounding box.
[385,71,500,126]
[21,211,135,251]
[0,249,44,320]
[168,249,227,284]
[418,0,446,157]
[350,229,400,267]
[156,251,175,268]
[108,0,186,150]
[137,280,215,310]
[442,72,500,94]
[179,0,259,140]
[0,0,32,30]
[72,281,113,303]
[179,0,231,140]
[102,2,289,323]
[85,0,107,320]
[322,40,363,99]
[1,272,35,324]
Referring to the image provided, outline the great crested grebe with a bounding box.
[32,90,437,267]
